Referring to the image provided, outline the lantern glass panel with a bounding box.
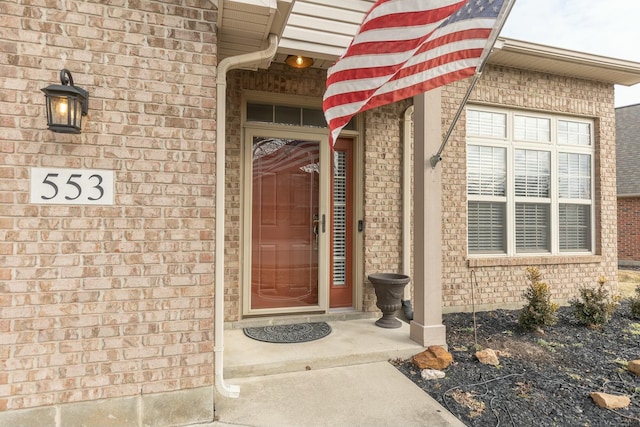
[50,96,70,125]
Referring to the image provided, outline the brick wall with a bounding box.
[1,0,217,416]
[437,65,619,311]
[362,100,412,312]
[618,197,640,262]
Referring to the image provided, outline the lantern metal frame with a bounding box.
[41,69,89,134]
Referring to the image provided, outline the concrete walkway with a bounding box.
[211,361,464,427]
[201,317,465,427]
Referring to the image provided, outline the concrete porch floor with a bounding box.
[223,314,425,378]
[209,315,465,427]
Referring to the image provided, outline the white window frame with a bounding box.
[467,106,595,257]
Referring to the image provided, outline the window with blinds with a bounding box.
[466,108,594,256]
[468,202,505,253]
[515,149,550,198]
[333,151,347,286]
[516,203,550,252]
[559,204,591,250]
[467,145,506,196]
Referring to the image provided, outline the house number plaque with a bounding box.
[30,167,114,205]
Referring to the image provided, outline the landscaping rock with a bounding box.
[420,369,446,380]
[628,360,640,376]
[393,301,640,426]
[475,348,499,366]
[412,345,453,370]
[589,392,631,410]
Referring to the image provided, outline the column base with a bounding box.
[409,321,446,347]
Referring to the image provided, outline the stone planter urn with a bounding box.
[368,273,411,329]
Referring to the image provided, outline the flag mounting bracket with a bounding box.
[427,0,516,169]
[429,71,482,170]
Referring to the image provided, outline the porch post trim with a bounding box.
[409,90,446,346]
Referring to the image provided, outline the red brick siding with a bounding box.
[618,197,640,261]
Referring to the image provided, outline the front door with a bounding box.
[250,136,322,310]
[245,131,355,315]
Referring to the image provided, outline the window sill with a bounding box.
[467,254,602,268]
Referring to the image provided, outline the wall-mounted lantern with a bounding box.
[41,69,89,134]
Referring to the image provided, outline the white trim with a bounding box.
[242,127,331,317]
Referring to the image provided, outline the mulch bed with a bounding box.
[393,301,640,426]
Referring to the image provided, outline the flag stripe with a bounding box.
[325,33,492,102]
[323,0,508,145]
[323,54,479,117]
[327,17,498,78]
[324,56,480,121]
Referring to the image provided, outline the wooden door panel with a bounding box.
[251,137,319,310]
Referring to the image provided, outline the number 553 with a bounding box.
[30,168,114,205]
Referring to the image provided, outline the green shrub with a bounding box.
[570,277,620,328]
[630,285,640,320]
[519,267,559,331]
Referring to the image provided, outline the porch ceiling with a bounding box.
[216,0,640,86]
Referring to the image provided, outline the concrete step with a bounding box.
[223,317,424,378]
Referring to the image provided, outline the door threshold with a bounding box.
[225,311,377,330]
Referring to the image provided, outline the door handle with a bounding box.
[311,214,325,251]
[312,214,319,250]
[312,214,326,232]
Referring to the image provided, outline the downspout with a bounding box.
[214,33,278,398]
[401,106,415,321]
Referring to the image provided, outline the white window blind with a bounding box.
[559,204,591,251]
[558,153,591,199]
[468,202,505,253]
[333,151,347,286]
[516,203,550,252]
[467,145,506,196]
[515,149,550,198]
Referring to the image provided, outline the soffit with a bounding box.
[217,0,375,69]
[217,0,640,86]
[490,39,640,86]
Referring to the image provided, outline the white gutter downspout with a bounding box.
[214,33,278,398]
[402,105,414,301]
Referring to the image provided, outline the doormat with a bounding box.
[243,322,331,343]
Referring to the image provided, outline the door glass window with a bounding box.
[250,137,320,310]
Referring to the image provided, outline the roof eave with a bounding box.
[490,37,640,86]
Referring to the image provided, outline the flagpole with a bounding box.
[430,0,517,168]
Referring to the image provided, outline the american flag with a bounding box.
[323,0,509,145]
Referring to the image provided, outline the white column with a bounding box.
[409,90,447,347]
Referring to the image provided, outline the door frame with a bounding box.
[241,126,331,316]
